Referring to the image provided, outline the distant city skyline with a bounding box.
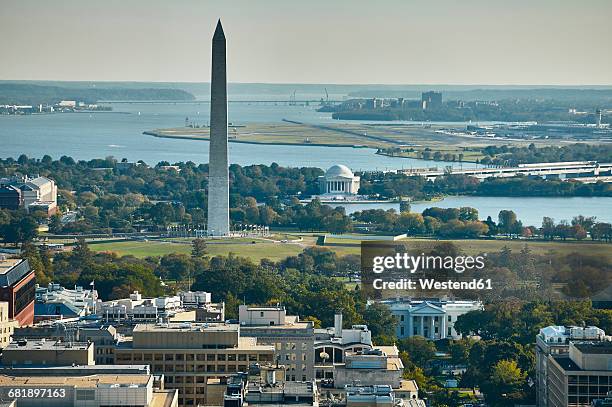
[1,0,611,85]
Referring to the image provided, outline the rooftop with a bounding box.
[0,259,21,275]
[0,374,150,388]
[0,258,31,287]
[134,322,238,333]
[574,342,612,354]
[4,340,91,352]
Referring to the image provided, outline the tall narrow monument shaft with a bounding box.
[207,20,230,236]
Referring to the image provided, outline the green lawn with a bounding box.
[322,236,612,259]
[89,238,304,261]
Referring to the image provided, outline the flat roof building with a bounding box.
[547,341,612,407]
[114,322,275,407]
[0,258,35,326]
[1,339,94,367]
[0,365,177,407]
[536,325,608,407]
[239,304,315,382]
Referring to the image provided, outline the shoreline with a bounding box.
[143,130,479,166]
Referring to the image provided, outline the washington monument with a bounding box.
[207,19,230,236]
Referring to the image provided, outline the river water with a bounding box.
[1,101,610,222]
[0,102,464,172]
[338,196,612,225]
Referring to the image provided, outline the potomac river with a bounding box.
[1,101,610,223]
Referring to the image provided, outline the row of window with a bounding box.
[116,353,272,362]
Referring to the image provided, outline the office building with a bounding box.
[0,302,17,349]
[314,313,373,380]
[421,91,442,110]
[0,258,35,326]
[0,185,21,210]
[114,322,275,407]
[1,339,94,366]
[13,322,120,365]
[333,346,404,389]
[378,298,483,340]
[547,341,612,406]
[0,175,58,215]
[0,365,177,407]
[536,325,608,407]
[239,304,315,381]
[35,282,98,321]
[96,291,182,323]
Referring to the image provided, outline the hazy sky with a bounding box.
[2,0,611,85]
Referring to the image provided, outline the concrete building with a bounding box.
[35,282,98,321]
[421,91,442,110]
[0,258,35,326]
[0,302,17,349]
[536,325,608,407]
[114,322,275,407]
[96,291,182,323]
[0,365,177,407]
[239,305,315,382]
[314,313,373,381]
[333,346,404,389]
[196,302,225,323]
[179,291,212,308]
[18,176,57,215]
[318,164,361,196]
[1,339,94,366]
[547,341,612,407]
[207,20,230,236]
[0,185,22,210]
[223,365,318,407]
[379,298,483,340]
[13,322,120,365]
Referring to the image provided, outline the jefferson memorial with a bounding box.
[318,164,361,195]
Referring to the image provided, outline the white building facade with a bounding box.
[318,164,360,195]
[378,298,483,340]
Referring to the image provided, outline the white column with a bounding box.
[430,317,435,340]
[419,316,424,337]
[407,313,413,338]
[441,315,446,339]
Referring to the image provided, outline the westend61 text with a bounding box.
[372,278,493,291]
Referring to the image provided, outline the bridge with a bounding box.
[99,100,343,105]
[398,161,612,183]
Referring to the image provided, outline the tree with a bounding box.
[191,238,208,258]
[363,303,398,344]
[398,336,436,367]
[498,210,518,236]
[541,216,556,240]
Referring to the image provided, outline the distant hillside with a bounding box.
[0,83,195,105]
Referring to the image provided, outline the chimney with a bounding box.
[334,312,343,337]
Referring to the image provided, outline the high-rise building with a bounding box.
[421,91,442,110]
[207,20,230,236]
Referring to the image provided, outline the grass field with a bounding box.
[322,236,612,259]
[90,238,304,261]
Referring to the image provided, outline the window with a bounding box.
[400,327,404,336]
[238,354,247,361]
[260,312,264,317]
[76,390,95,401]
[447,316,452,322]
